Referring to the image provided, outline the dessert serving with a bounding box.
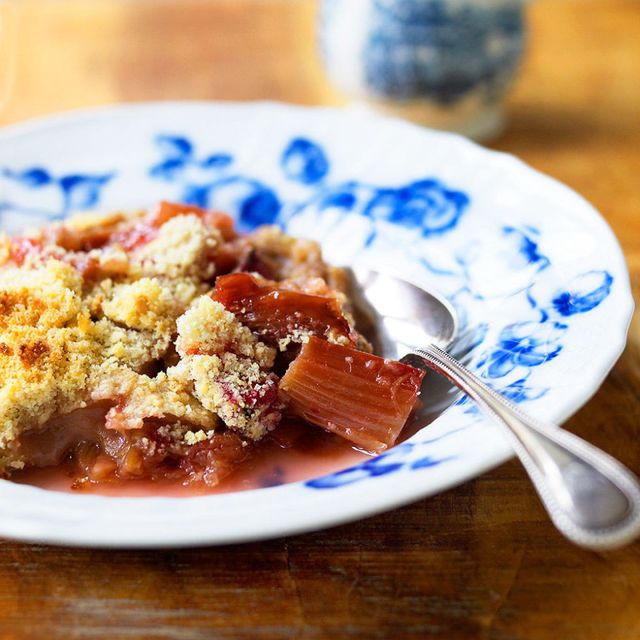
[0,201,424,491]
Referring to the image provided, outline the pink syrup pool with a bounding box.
[13,429,371,497]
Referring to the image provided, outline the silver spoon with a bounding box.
[348,267,640,550]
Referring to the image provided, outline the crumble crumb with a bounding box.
[136,214,220,279]
[184,429,209,445]
[277,329,311,352]
[101,278,175,333]
[176,295,275,369]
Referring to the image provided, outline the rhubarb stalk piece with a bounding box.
[212,272,357,347]
[279,337,425,453]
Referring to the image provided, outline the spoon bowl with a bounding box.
[346,266,458,359]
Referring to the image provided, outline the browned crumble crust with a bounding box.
[0,204,364,478]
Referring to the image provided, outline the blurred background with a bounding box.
[0,0,638,257]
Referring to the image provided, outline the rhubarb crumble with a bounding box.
[0,201,424,489]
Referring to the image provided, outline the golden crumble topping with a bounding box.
[136,214,220,279]
[175,296,275,369]
[0,202,365,480]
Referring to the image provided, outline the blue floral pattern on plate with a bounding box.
[0,130,615,491]
[0,167,114,224]
[147,133,469,241]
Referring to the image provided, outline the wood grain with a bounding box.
[1,1,640,638]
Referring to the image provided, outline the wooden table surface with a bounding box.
[1,1,640,638]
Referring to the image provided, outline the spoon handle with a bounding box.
[409,344,640,550]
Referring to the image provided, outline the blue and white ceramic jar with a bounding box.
[319,0,526,141]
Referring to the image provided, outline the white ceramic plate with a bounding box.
[0,102,632,547]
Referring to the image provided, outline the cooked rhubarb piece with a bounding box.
[110,201,237,251]
[9,237,44,265]
[212,272,357,347]
[45,212,129,252]
[153,200,209,224]
[82,423,251,487]
[279,337,425,453]
[16,403,251,487]
[92,424,251,486]
[177,430,252,486]
[151,201,237,241]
